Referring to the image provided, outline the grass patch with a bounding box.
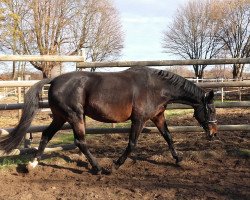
[227,148,250,158]
[236,149,250,158]
[112,122,131,128]
[165,109,193,118]
[0,155,32,169]
[52,133,74,146]
[51,132,102,146]
[0,154,72,169]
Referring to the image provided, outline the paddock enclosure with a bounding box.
[0,55,249,199]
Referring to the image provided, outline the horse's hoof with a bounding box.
[112,160,121,170]
[114,164,120,170]
[90,166,102,175]
[27,160,39,171]
[101,167,112,175]
[175,155,183,164]
[16,164,29,174]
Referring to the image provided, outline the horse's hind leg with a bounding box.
[71,119,101,174]
[28,117,65,169]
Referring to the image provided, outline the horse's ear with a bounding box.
[206,90,214,103]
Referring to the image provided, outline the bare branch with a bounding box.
[0,0,124,76]
[162,0,223,78]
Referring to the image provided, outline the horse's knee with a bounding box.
[74,139,88,151]
[74,139,83,147]
[74,138,80,146]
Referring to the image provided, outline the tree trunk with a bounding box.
[239,64,245,79]
[232,64,243,80]
[193,64,204,81]
[198,70,204,80]
[43,69,51,78]
[12,61,17,80]
[42,64,52,78]
[193,64,199,78]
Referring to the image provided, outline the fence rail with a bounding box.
[1,55,249,65]
[197,81,250,88]
[0,55,85,62]
[0,80,249,88]
[0,80,39,87]
[1,124,249,136]
[76,57,250,68]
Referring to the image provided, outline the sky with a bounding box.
[113,0,187,61]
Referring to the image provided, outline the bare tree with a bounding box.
[0,4,4,33]
[0,0,25,79]
[216,0,250,79]
[162,0,223,79]
[70,0,124,71]
[0,0,124,77]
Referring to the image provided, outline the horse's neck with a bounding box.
[153,70,205,107]
[169,90,204,107]
[169,99,199,107]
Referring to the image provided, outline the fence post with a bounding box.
[221,78,224,102]
[17,77,22,119]
[24,75,32,148]
[24,75,31,93]
[238,77,243,101]
[4,87,6,97]
[196,77,199,83]
[238,87,242,101]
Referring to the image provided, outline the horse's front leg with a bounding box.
[152,113,182,164]
[114,119,145,169]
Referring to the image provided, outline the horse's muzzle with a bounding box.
[206,121,218,140]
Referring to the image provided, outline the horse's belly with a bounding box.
[85,103,132,123]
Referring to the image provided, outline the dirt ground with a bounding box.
[0,108,249,200]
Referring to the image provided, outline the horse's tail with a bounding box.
[0,78,53,153]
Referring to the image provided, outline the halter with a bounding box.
[194,93,217,125]
[204,93,217,124]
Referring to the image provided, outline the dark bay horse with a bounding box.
[0,67,217,173]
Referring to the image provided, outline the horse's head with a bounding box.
[193,90,217,140]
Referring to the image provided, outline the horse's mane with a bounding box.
[129,67,205,100]
[153,68,205,99]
